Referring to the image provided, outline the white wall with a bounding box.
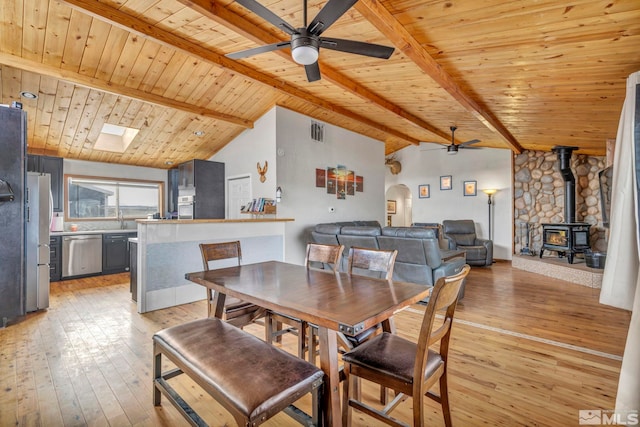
[385,144,513,260]
[211,106,386,265]
[211,107,278,204]
[64,159,167,183]
[276,107,386,264]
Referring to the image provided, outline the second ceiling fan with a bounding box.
[226,0,395,82]
[422,126,482,155]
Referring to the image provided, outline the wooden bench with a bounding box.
[153,317,323,426]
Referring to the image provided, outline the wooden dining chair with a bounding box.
[348,246,398,280]
[199,241,263,328]
[341,264,471,427]
[340,247,398,349]
[267,243,344,359]
[306,247,399,364]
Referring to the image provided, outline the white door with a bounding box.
[227,175,251,219]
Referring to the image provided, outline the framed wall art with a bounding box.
[440,175,452,190]
[386,200,397,214]
[463,180,477,196]
[419,184,430,199]
[315,168,326,187]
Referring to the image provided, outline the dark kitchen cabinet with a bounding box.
[27,154,63,212]
[129,240,137,302]
[177,159,225,219]
[49,235,62,282]
[167,168,179,215]
[102,232,136,274]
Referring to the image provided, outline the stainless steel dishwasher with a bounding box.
[62,234,103,278]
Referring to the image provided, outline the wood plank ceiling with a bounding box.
[1,0,638,168]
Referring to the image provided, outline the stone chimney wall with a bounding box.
[513,150,608,254]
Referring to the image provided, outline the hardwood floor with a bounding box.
[0,262,631,426]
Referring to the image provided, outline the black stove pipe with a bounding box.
[552,146,579,224]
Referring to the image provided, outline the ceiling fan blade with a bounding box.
[320,38,394,59]
[304,62,321,82]
[459,138,481,147]
[307,0,358,36]
[226,41,291,59]
[234,0,297,35]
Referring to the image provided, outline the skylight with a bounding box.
[93,123,139,153]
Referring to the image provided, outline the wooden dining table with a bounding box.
[185,260,431,427]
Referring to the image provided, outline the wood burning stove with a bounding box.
[540,223,591,264]
[539,146,591,264]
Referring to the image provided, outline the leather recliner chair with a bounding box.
[442,219,493,266]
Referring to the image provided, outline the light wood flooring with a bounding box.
[0,261,631,426]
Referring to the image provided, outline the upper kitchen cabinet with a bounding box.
[27,155,63,212]
[178,159,225,219]
[167,168,179,216]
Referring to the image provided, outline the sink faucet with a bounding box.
[118,210,125,229]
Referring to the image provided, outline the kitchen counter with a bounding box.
[136,218,293,224]
[135,218,291,313]
[51,229,138,236]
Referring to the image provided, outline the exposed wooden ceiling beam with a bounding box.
[179,0,451,143]
[355,0,524,154]
[61,0,421,146]
[0,52,253,128]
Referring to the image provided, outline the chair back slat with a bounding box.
[305,243,344,272]
[414,264,470,394]
[199,241,242,271]
[348,247,398,280]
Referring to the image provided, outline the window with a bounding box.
[66,175,163,220]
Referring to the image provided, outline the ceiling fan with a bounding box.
[422,126,481,155]
[226,0,395,82]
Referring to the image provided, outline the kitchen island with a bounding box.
[135,218,293,313]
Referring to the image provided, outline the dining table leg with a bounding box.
[211,291,226,319]
[318,326,341,427]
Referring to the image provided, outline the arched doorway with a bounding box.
[385,184,412,226]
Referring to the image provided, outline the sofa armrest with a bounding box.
[443,236,457,250]
[474,238,493,265]
[432,257,466,285]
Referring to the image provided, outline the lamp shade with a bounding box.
[292,45,318,65]
[482,189,497,195]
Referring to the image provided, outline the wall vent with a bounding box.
[310,120,324,142]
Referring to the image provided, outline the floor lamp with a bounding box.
[482,189,497,241]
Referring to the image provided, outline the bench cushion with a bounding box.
[154,318,323,422]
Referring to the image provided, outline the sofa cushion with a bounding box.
[353,220,382,227]
[459,245,487,261]
[392,263,432,286]
[377,236,427,264]
[314,223,342,235]
[310,231,339,246]
[337,234,380,251]
[340,226,381,236]
[453,233,476,246]
[382,227,435,239]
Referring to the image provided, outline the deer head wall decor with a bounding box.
[385,156,402,175]
[257,161,268,183]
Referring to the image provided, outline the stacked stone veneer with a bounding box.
[513,150,608,255]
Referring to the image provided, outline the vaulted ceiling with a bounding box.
[1,0,638,169]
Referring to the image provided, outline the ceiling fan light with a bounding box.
[447,145,458,154]
[292,45,318,65]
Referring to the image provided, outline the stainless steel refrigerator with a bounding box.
[25,172,51,312]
